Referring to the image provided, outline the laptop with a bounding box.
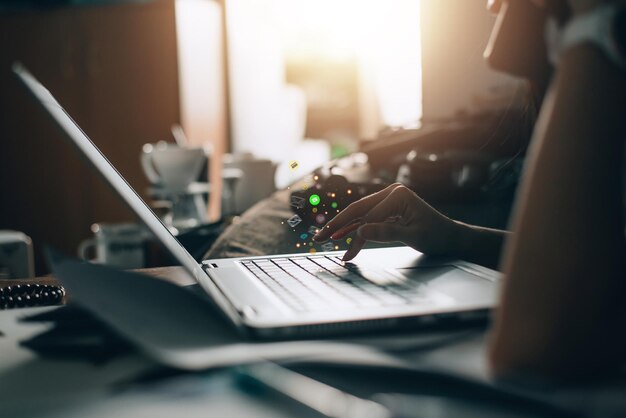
[14,63,500,339]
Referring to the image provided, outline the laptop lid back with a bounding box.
[13,63,240,325]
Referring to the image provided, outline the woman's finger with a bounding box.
[330,219,363,240]
[362,186,412,224]
[341,236,367,262]
[357,223,406,243]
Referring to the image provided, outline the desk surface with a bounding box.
[1,266,194,287]
[1,266,196,306]
[3,266,626,418]
[0,266,312,418]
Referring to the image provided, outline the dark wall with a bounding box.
[0,0,180,274]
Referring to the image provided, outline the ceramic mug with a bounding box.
[222,152,277,214]
[141,141,207,193]
[78,223,145,269]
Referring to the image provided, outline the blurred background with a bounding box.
[0,0,527,275]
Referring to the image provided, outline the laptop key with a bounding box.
[243,256,413,311]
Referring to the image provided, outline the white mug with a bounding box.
[141,141,208,193]
[78,223,145,269]
[222,153,277,214]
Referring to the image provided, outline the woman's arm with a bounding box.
[313,182,509,268]
[489,44,626,379]
[450,222,510,270]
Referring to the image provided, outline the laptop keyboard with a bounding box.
[240,256,414,312]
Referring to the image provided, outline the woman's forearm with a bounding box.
[489,44,626,379]
[451,221,509,270]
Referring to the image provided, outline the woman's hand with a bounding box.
[313,183,460,261]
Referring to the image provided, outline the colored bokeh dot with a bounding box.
[315,214,326,224]
[331,202,338,209]
[346,237,352,244]
[309,248,317,254]
[309,194,321,206]
[312,207,318,213]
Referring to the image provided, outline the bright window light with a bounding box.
[227,0,422,159]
